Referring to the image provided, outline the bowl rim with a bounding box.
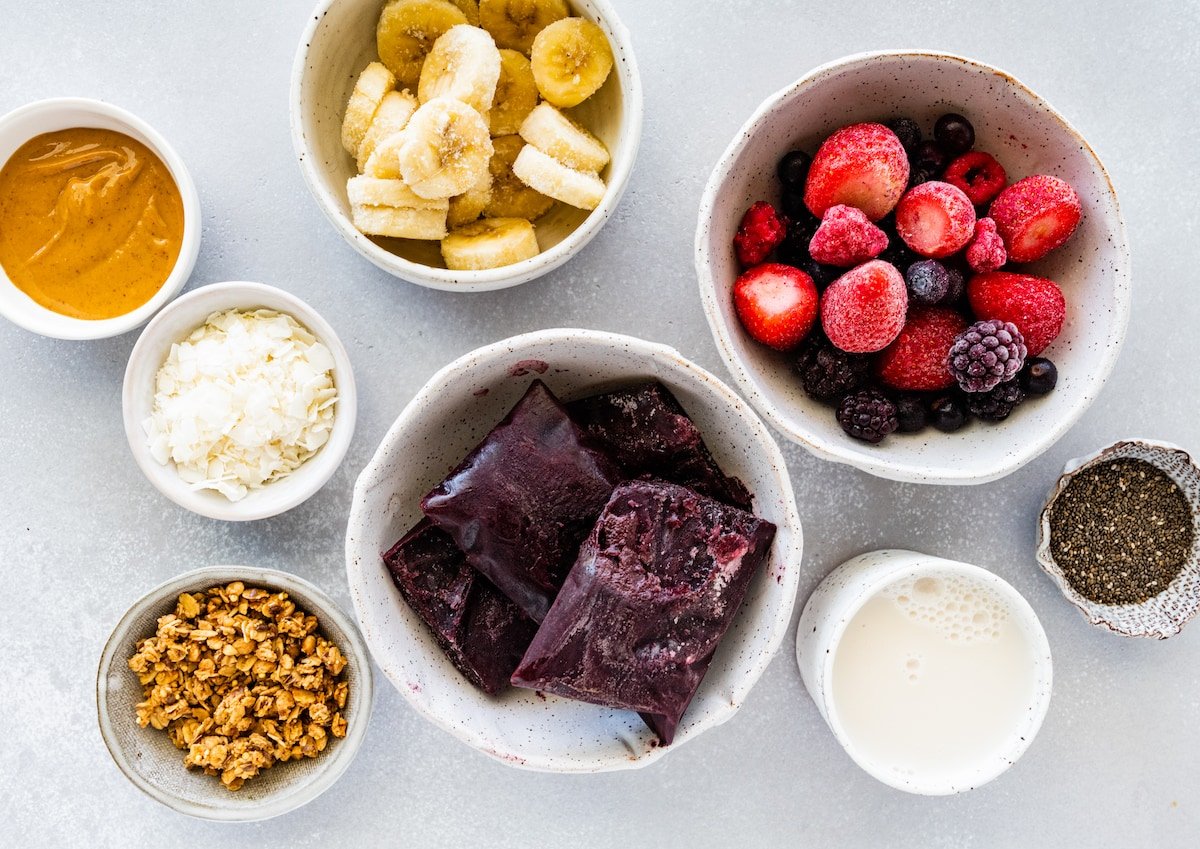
[797,549,1053,795]
[121,280,358,522]
[95,564,375,822]
[345,326,804,772]
[0,96,202,340]
[288,0,645,293]
[1034,438,1200,638]
[694,49,1133,485]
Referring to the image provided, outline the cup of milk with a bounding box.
[796,550,1052,795]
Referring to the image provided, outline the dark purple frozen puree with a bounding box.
[383,520,538,695]
[421,380,622,622]
[511,479,776,744]
[567,381,753,510]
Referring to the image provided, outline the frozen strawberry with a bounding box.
[808,204,889,267]
[942,151,1007,205]
[733,201,787,267]
[820,260,908,353]
[895,181,976,259]
[966,217,1007,273]
[803,123,910,222]
[733,263,819,351]
[967,271,1066,355]
[988,175,1082,263]
[875,307,966,392]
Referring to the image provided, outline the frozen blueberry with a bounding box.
[934,113,975,156]
[929,394,968,432]
[894,394,929,433]
[1021,357,1058,395]
[776,150,812,189]
[905,259,951,306]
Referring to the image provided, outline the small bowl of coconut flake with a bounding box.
[122,281,357,521]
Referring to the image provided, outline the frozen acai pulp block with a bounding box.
[567,381,753,510]
[421,380,622,622]
[511,479,776,744]
[383,519,538,695]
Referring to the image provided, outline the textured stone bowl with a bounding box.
[1036,439,1200,639]
[695,50,1131,485]
[345,328,803,771]
[96,565,374,821]
[290,0,643,292]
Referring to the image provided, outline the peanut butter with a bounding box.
[0,127,185,320]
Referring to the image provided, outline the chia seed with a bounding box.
[1049,458,1194,605]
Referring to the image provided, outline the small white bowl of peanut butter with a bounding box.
[0,97,201,340]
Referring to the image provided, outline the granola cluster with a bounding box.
[127,582,349,790]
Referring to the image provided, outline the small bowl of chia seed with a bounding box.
[1036,438,1200,638]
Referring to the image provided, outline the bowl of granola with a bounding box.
[96,565,373,821]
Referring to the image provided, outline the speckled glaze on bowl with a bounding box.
[97,565,374,821]
[1036,439,1200,639]
[796,550,1053,795]
[345,328,803,772]
[290,0,643,292]
[695,50,1131,485]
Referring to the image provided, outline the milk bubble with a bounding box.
[882,572,1010,643]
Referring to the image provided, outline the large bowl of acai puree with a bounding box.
[0,97,201,340]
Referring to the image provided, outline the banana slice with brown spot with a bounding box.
[530,17,613,108]
[418,24,502,113]
[478,0,568,53]
[397,97,494,199]
[377,0,469,88]
[441,217,539,269]
[489,49,539,136]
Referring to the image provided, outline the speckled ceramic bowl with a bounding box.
[97,565,374,821]
[796,550,1053,795]
[1036,439,1200,639]
[290,0,643,292]
[695,50,1131,485]
[345,328,803,772]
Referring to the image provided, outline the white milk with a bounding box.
[830,570,1038,786]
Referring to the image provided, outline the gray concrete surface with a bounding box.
[1,1,1197,845]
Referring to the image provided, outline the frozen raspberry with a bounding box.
[895,181,976,258]
[988,175,1082,263]
[733,201,788,267]
[967,380,1026,421]
[966,217,1007,273]
[804,123,910,221]
[808,204,889,267]
[733,263,819,351]
[837,389,899,444]
[948,319,1028,393]
[820,260,908,353]
[794,332,871,400]
[943,151,1007,205]
[967,271,1065,355]
[876,307,966,392]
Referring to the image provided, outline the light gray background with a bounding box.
[2,1,1196,846]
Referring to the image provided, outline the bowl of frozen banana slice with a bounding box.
[291,0,643,292]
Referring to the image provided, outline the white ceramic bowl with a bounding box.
[695,50,1132,485]
[345,328,803,771]
[0,97,201,340]
[796,550,1053,795]
[290,0,643,292]
[97,565,374,821]
[122,281,358,521]
[1036,439,1200,639]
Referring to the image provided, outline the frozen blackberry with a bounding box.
[886,117,922,155]
[837,390,899,444]
[1021,357,1058,395]
[905,259,951,306]
[967,380,1026,421]
[929,394,968,432]
[948,319,1027,393]
[893,393,929,433]
[781,188,809,221]
[794,256,840,289]
[943,265,966,303]
[775,210,821,266]
[794,334,871,400]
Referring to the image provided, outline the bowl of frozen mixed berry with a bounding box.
[695,51,1131,484]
